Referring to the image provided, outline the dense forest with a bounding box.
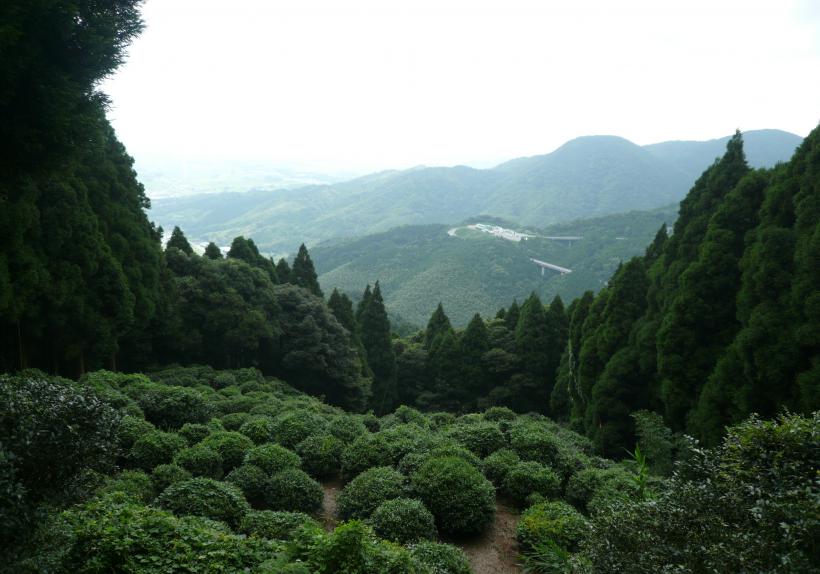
[0,1,817,573]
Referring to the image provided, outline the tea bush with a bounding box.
[244,443,301,475]
[337,467,407,520]
[502,461,561,506]
[174,444,224,479]
[225,464,269,508]
[129,430,186,471]
[411,456,495,535]
[157,477,250,528]
[240,509,320,540]
[369,498,436,544]
[296,434,343,479]
[200,431,254,472]
[264,468,323,513]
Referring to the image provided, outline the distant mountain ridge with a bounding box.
[149,129,802,254]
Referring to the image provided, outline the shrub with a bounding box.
[369,498,436,544]
[225,464,269,508]
[517,500,590,552]
[99,470,154,503]
[565,466,636,513]
[340,434,392,480]
[509,422,563,465]
[411,456,495,535]
[337,467,407,520]
[296,434,343,479]
[502,461,561,506]
[328,415,368,443]
[483,406,516,422]
[174,445,224,479]
[245,443,302,475]
[428,412,455,430]
[391,405,430,427]
[239,416,276,444]
[221,412,253,431]
[582,413,820,572]
[239,510,320,540]
[117,415,155,451]
[200,431,254,472]
[129,430,186,471]
[409,541,471,574]
[217,396,259,416]
[151,464,192,493]
[0,375,121,504]
[178,422,211,446]
[375,424,435,464]
[272,410,328,448]
[445,422,506,457]
[53,493,277,571]
[137,385,212,429]
[481,448,520,486]
[157,477,250,528]
[264,468,323,513]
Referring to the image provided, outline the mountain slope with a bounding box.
[149,130,802,254]
[312,207,677,326]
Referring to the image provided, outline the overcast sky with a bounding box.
[101,0,820,173]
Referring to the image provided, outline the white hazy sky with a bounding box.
[102,0,820,172]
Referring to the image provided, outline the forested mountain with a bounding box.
[312,207,676,326]
[148,130,801,253]
[547,129,820,452]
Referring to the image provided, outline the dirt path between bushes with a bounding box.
[320,480,342,531]
[451,502,521,574]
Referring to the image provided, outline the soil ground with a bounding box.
[320,480,342,531]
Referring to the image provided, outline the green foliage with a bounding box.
[369,498,437,544]
[291,244,323,297]
[157,477,251,528]
[199,431,254,473]
[174,445,224,479]
[239,416,276,444]
[129,430,186,472]
[245,443,302,475]
[481,448,521,487]
[50,493,278,572]
[445,421,506,457]
[264,468,323,513]
[581,412,820,572]
[100,470,155,503]
[338,466,407,520]
[225,464,269,508]
[240,510,320,540]
[151,464,191,494]
[271,410,328,448]
[296,434,343,479]
[341,433,393,480]
[178,422,211,446]
[117,414,156,451]
[517,500,589,552]
[137,384,213,429]
[409,541,472,574]
[411,456,495,535]
[502,461,561,506]
[167,226,194,255]
[359,282,397,414]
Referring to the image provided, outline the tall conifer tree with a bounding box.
[359,282,396,414]
[291,244,323,297]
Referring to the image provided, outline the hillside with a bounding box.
[312,206,676,327]
[149,130,802,254]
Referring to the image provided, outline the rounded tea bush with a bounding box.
[481,448,521,487]
[411,456,495,535]
[225,464,268,508]
[502,461,561,506]
[174,444,224,479]
[100,470,155,503]
[200,431,254,473]
[337,466,407,520]
[129,430,186,471]
[178,422,211,446]
[137,385,213,429]
[516,500,590,552]
[369,498,436,544]
[409,541,472,574]
[296,434,343,479]
[445,421,506,457]
[157,477,250,528]
[271,410,328,448]
[239,509,320,540]
[238,416,276,444]
[565,466,636,512]
[509,422,563,465]
[151,463,192,493]
[244,443,301,475]
[220,412,252,431]
[117,415,155,451]
[340,433,393,480]
[328,415,368,443]
[264,468,323,513]
[483,406,516,422]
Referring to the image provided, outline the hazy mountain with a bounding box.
[149,130,801,254]
[643,129,802,180]
[312,206,677,327]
